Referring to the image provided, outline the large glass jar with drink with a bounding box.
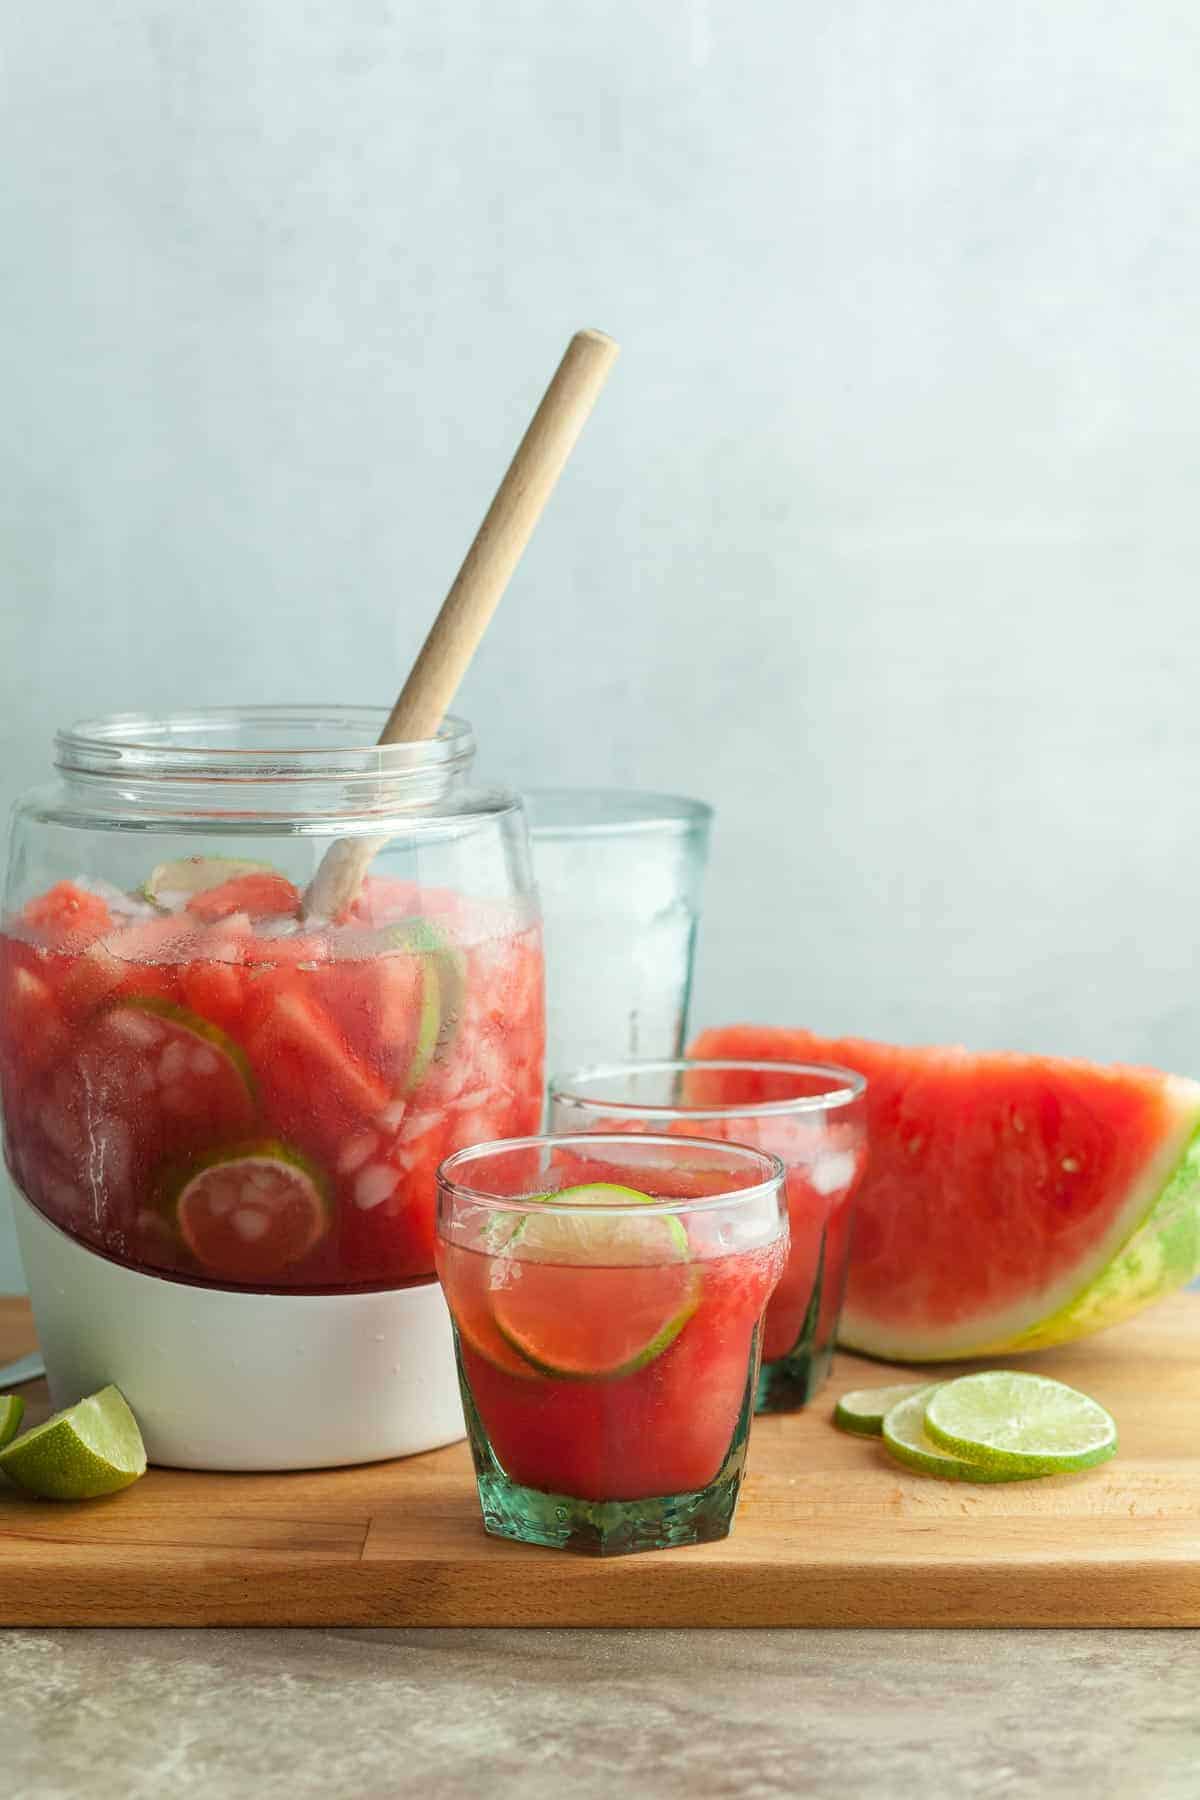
[0,708,544,1296]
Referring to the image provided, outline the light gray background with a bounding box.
[2,1,1198,1291]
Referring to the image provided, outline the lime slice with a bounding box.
[0,1386,146,1500]
[924,1371,1118,1476]
[0,1395,25,1450]
[168,1139,330,1280]
[116,995,257,1099]
[386,917,467,1090]
[508,1183,691,1263]
[490,1183,701,1380]
[144,857,275,909]
[834,1381,936,1437]
[881,1388,1023,1483]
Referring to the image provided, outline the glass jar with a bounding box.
[0,707,545,1297]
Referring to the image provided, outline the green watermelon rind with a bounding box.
[989,1120,1200,1354]
[841,1093,1200,1361]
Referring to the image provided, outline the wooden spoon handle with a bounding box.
[302,327,619,921]
[380,328,620,745]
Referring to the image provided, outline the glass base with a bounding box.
[755,1233,842,1414]
[457,1332,757,1556]
[756,1338,836,1413]
[474,1465,742,1556]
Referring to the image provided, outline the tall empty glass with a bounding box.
[524,790,711,1077]
[550,1060,868,1410]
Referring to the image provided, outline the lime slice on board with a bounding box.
[880,1388,1024,1483]
[0,1395,25,1450]
[168,1139,330,1280]
[834,1381,936,1437]
[923,1371,1118,1476]
[490,1183,701,1381]
[0,1386,146,1500]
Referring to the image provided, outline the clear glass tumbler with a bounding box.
[436,1131,786,1555]
[550,1061,868,1411]
[524,790,711,1077]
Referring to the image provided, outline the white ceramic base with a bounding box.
[12,1189,465,1471]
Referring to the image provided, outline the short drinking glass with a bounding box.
[436,1132,787,1555]
[550,1061,868,1411]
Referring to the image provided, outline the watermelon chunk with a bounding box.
[689,1025,1200,1359]
[186,871,300,924]
[22,881,113,947]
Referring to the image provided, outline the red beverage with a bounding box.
[760,1153,860,1363]
[549,1059,868,1410]
[0,872,543,1291]
[436,1134,787,1553]
[438,1232,784,1501]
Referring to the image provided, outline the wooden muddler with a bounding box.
[303,328,620,920]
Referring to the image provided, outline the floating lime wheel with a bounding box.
[167,1139,331,1281]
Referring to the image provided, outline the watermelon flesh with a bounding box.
[689,1025,1200,1359]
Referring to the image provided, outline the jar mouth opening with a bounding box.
[55,707,476,783]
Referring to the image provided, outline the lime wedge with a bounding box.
[144,857,274,909]
[0,1395,25,1450]
[490,1183,701,1380]
[834,1381,936,1437]
[881,1388,1023,1483]
[0,1386,146,1499]
[923,1371,1118,1476]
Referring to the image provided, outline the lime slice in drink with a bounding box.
[0,1386,146,1500]
[923,1371,1118,1476]
[144,857,275,909]
[507,1183,691,1262]
[0,1395,25,1450]
[168,1139,330,1281]
[386,917,468,1090]
[116,996,257,1100]
[834,1381,937,1437]
[881,1388,1023,1483]
[490,1183,701,1380]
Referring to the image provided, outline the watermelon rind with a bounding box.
[989,1122,1200,1353]
[840,1082,1200,1361]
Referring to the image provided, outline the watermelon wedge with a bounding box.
[689,1025,1200,1359]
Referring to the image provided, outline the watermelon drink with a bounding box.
[0,710,544,1311]
[550,1060,867,1410]
[436,1133,787,1554]
[0,871,542,1290]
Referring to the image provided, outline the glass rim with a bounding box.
[549,1058,867,1120]
[436,1131,785,1217]
[522,787,712,839]
[54,706,476,782]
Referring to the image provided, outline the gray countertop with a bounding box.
[3,1626,1197,1798]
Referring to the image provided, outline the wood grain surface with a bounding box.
[1,1293,1197,1627]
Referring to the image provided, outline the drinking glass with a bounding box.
[524,790,711,1077]
[550,1061,868,1410]
[436,1131,786,1555]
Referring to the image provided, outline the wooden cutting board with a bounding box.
[1,1292,1197,1627]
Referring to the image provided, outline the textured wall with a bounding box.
[3,2,1199,1289]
